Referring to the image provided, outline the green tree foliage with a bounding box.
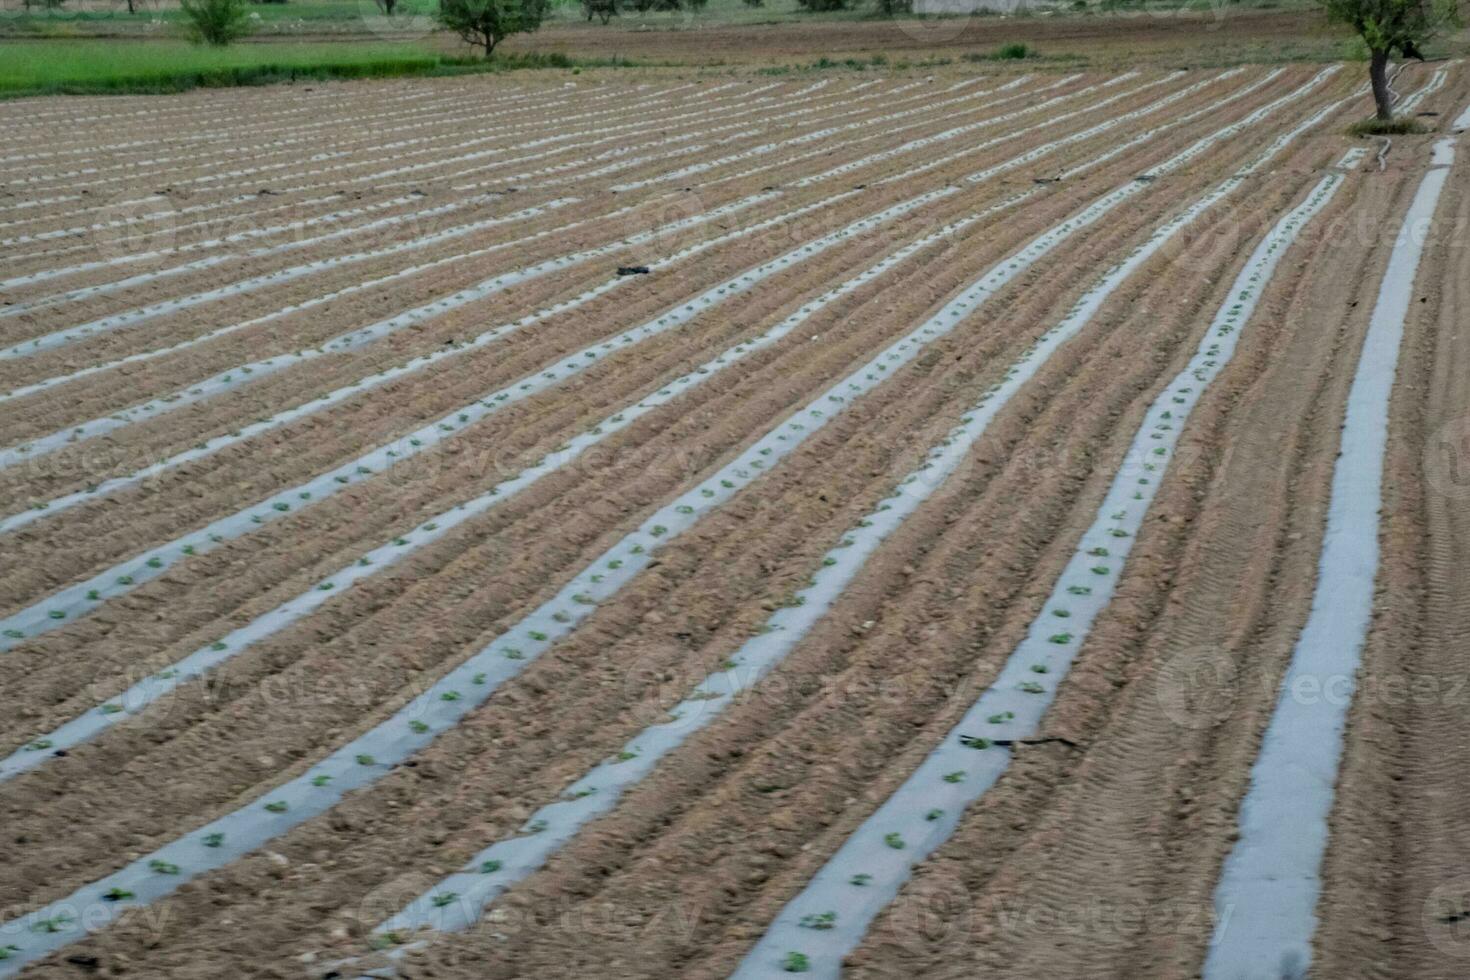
[435,0,549,56]
[1318,0,1460,119]
[179,0,253,45]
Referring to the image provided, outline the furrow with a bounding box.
[1203,126,1462,980]
[733,137,1365,980]
[0,71,1196,542]
[0,64,1337,978]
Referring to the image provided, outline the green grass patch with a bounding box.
[964,41,1035,61]
[1347,115,1429,136]
[0,39,624,96]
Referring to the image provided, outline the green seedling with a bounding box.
[798,911,837,930]
[103,888,135,902]
[988,711,1015,724]
[203,833,225,848]
[409,720,430,734]
[264,801,289,814]
[783,951,811,973]
[942,771,965,783]
[30,914,72,934]
[480,859,503,873]
[1019,681,1045,694]
[432,892,458,909]
[884,832,905,849]
[958,735,990,749]
[149,859,181,875]
[850,873,872,886]
[926,809,944,821]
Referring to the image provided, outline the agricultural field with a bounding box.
[0,58,1468,980]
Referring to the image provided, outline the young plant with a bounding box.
[798,911,837,930]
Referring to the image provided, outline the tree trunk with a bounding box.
[1369,47,1394,121]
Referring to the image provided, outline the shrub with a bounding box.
[179,0,253,45]
[1348,116,1428,135]
[628,0,705,10]
[583,0,617,21]
[436,0,549,57]
[995,41,1032,58]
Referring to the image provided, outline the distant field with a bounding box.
[0,40,439,94]
[0,38,619,95]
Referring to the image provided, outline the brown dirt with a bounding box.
[1,58,1463,980]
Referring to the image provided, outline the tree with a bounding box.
[376,0,398,16]
[179,0,253,44]
[1319,0,1460,120]
[436,0,548,56]
[583,0,617,21]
